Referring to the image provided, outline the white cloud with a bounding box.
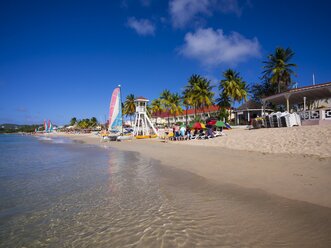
[127,17,156,36]
[169,0,245,28]
[179,28,261,66]
[169,0,211,28]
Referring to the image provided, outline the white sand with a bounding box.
[177,125,331,158]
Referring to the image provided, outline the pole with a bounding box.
[118,84,124,135]
[313,74,315,85]
[303,96,306,111]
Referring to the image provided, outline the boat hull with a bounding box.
[135,135,157,139]
[117,135,133,141]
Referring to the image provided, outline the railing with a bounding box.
[135,106,146,112]
[298,108,331,120]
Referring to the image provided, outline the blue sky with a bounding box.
[1,0,330,125]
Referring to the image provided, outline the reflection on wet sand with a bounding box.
[104,149,331,247]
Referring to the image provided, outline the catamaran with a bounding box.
[107,85,132,141]
[44,120,48,133]
[48,120,53,132]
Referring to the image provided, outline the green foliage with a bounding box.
[0,124,41,133]
[250,80,278,104]
[77,119,90,129]
[219,69,248,122]
[220,69,248,104]
[262,47,297,93]
[69,117,99,129]
[169,92,183,121]
[217,108,229,122]
[90,117,98,127]
[150,98,163,116]
[185,74,214,118]
[216,92,231,109]
[160,89,172,125]
[123,94,135,116]
[189,116,202,123]
[70,117,77,126]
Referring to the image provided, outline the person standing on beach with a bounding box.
[164,126,169,142]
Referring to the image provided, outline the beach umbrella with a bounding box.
[207,120,217,125]
[215,120,226,128]
[192,122,206,129]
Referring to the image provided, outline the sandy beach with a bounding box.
[56,125,331,209]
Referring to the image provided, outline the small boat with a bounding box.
[135,134,158,139]
[108,135,118,141]
[117,135,133,141]
[106,86,123,141]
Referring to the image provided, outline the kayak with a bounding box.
[135,134,157,139]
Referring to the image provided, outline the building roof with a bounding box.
[236,100,262,110]
[134,96,149,102]
[152,105,221,118]
[262,82,331,105]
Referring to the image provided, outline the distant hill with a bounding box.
[0,123,42,133]
[0,124,22,129]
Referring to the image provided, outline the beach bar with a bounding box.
[262,82,331,125]
[233,100,273,125]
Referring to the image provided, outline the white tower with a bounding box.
[133,97,158,137]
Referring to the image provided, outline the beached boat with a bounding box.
[135,134,157,139]
[117,135,133,141]
[106,86,123,141]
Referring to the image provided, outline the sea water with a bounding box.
[0,134,331,247]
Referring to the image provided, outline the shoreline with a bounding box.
[54,132,331,209]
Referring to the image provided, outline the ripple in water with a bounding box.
[0,135,331,247]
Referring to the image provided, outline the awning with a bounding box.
[262,82,331,105]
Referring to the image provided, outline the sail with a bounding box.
[48,120,53,132]
[108,87,122,132]
[44,120,48,132]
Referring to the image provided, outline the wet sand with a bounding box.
[58,133,331,209]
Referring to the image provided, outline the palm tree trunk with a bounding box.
[278,79,281,93]
[167,110,170,126]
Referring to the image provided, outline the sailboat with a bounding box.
[108,86,123,133]
[107,86,132,141]
[48,120,53,132]
[44,120,48,133]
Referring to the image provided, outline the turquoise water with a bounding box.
[1,134,331,247]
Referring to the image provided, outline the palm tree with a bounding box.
[220,69,248,123]
[262,47,297,93]
[169,93,183,123]
[160,89,172,126]
[193,77,214,119]
[78,118,90,129]
[216,92,231,122]
[123,94,136,126]
[150,98,163,125]
[237,80,249,104]
[182,88,193,126]
[185,74,203,118]
[69,117,77,126]
[90,117,98,127]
